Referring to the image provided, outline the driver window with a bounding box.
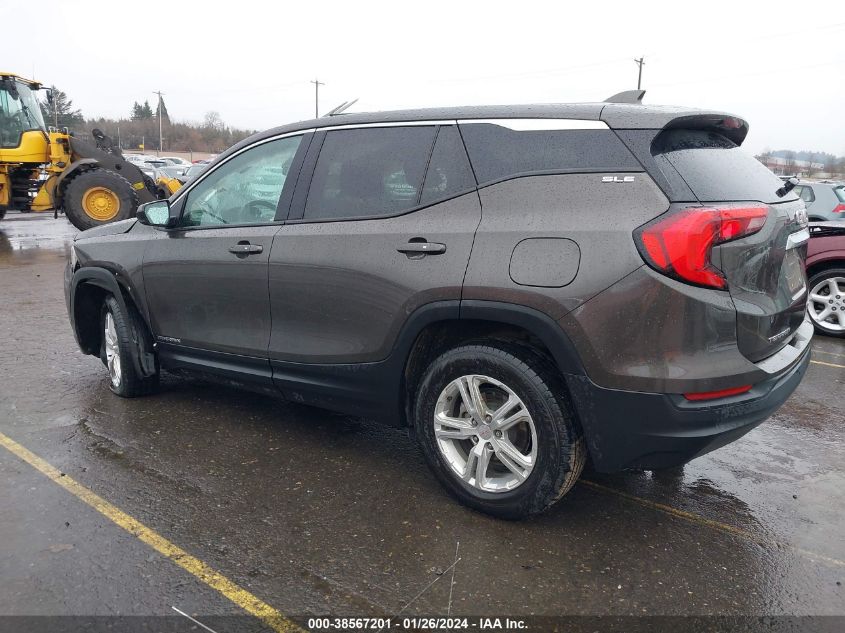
[182,135,302,227]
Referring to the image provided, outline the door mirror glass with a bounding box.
[137,200,172,226]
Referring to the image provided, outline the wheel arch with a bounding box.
[398,300,587,429]
[69,266,156,377]
[806,256,845,280]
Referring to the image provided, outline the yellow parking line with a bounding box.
[0,431,303,633]
[810,359,845,369]
[812,348,845,359]
[581,480,844,568]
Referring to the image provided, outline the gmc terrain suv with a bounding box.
[65,94,813,518]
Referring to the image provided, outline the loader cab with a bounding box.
[0,74,47,148]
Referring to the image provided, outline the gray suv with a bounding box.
[65,97,813,518]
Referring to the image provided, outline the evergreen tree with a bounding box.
[155,97,170,124]
[38,85,84,129]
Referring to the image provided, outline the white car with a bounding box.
[160,156,192,167]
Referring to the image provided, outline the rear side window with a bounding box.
[653,129,795,204]
[420,126,476,205]
[795,185,815,203]
[304,126,436,221]
[458,121,640,186]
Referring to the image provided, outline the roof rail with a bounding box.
[604,90,645,104]
[323,98,359,117]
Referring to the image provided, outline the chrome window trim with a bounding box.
[312,118,607,133]
[170,128,315,206]
[315,120,456,131]
[457,118,608,131]
[172,118,608,207]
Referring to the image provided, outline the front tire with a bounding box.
[64,170,138,231]
[414,344,585,519]
[100,296,159,397]
[807,268,845,338]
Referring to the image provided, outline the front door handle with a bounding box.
[396,241,446,256]
[228,243,263,255]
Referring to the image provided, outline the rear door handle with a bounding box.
[396,241,446,256]
[228,243,263,254]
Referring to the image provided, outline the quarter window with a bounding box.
[182,135,302,227]
[420,126,476,205]
[459,121,640,186]
[303,126,437,221]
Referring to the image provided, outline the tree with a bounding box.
[38,86,84,130]
[155,96,170,124]
[131,101,143,120]
[203,110,223,130]
[142,100,154,119]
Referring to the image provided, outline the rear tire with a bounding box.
[414,343,585,519]
[807,268,845,338]
[100,295,159,397]
[64,170,138,231]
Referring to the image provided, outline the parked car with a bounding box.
[65,100,812,518]
[806,222,845,337]
[160,156,192,167]
[180,163,207,182]
[792,182,845,221]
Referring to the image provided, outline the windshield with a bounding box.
[0,80,46,147]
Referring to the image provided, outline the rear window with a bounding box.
[458,121,640,186]
[653,129,795,204]
[835,186,845,203]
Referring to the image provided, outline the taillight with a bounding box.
[635,206,768,289]
[833,204,845,214]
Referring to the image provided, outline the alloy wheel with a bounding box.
[808,276,845,332]
[104,312,122,387]
[433,374,537,493]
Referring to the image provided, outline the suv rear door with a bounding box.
[267,124,480,365]
[651,128,809,361]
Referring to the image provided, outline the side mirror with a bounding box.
[136,200,179,227]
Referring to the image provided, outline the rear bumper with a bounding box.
[565,345,811,472]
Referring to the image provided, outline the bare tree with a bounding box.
[203,111,224,130]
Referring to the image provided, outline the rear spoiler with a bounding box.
[601,105,750,145]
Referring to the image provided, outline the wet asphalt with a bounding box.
[0,212,842,629]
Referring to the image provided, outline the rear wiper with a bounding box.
[776,176,799,198]
[809,223,845,237]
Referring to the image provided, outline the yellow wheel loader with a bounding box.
[0,73,159,230]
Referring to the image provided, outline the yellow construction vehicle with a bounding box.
[0,72,159,230]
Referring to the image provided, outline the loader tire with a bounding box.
[64,170,138,231]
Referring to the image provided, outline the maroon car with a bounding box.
[807,222,845,337]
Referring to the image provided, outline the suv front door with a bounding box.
[142,133,308,371]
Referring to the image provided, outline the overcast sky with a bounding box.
[3,0,843,156]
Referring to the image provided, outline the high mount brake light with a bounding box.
[635,206,768,289]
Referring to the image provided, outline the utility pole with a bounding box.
[153,90,165,155]
[310,79,324,118]
[634,57,645,90]
[117,125,121,150]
